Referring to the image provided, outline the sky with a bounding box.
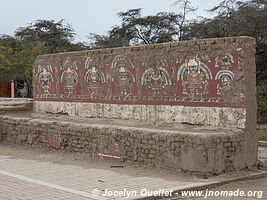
[0,0,222,42]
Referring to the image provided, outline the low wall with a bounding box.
[0,98,33,112]
[0,114,246,175]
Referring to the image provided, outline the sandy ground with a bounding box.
[0,143,263,182]
[0,143,198,182]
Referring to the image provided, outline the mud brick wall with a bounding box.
[32,36,257,171]
[33,37,255,128]
[0,115,247,175]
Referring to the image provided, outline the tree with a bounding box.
[257,80,267,123]
[0,39,44,97]
[89,9,178,48]
[89,0,198,48]
[15,19,86,53]
[0,35,21,50]
[117,9,178,44]
[172,0,197,40]
[0,45,13,81]
[0,20,88,97]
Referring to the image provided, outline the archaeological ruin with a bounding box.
[0,36,257,175]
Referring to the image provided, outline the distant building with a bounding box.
[0,82,11,97]
[0,81,28,98]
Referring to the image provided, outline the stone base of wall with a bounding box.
[34,101,246,129]
[0,98,33,112]
[0,114,247,175]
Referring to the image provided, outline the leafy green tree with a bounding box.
[117,9,178,44]
[0,45,13,81]
[89,0,197,48]
[15,19,86,53]
[0,40,44,97]
[89,9,178,48]
[0,19,88,97]
[257,80,267,123]
[0,35,21,50]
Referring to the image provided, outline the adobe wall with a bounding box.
[4,36,253,174]
[33,37,254,129]
[0,114,246,175]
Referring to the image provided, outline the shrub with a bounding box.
[257,80,267,124]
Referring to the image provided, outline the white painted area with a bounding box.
[97,153,121,159]
[0,170,108,200]
[11,81,15,98]
[34,101,246,128]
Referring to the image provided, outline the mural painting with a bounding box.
[34,47,242,108]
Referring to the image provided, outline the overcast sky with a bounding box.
[0,0,222,42]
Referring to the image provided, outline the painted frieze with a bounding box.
[33,38,252,108]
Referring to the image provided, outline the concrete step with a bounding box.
[259,141,267,147]
[0,98,33,111]
[258,146,267,169]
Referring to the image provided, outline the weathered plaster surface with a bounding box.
[34,101,246,128]
[33,37,256,130]
[0,36,257,175]
[0,114,246,175]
